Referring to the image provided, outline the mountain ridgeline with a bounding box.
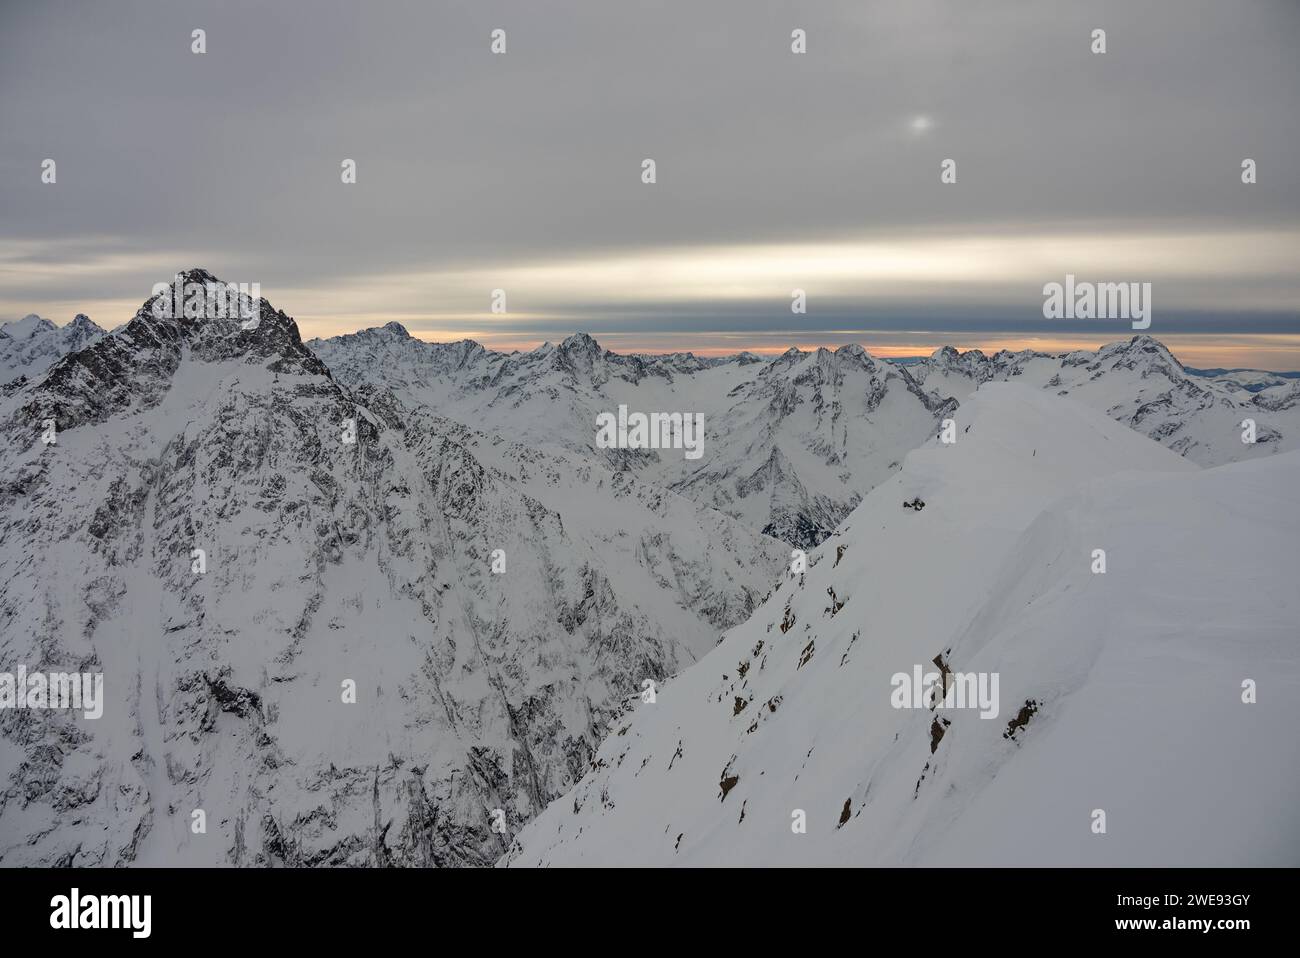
[1,271,1296,866]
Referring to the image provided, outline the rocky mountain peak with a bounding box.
[833,342,877,370]
[550,332,606,378]
[8,270,329,437]
[1098,334,1185,379]
[558,331,603,358]
[764,346,808,375]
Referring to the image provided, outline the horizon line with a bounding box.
[8,311,1300,373]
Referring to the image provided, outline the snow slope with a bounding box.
[505,383,1300,866]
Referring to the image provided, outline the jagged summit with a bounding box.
[826,342,878,371]
[559,331,601,352]
[174,265,221,286]
[125,268,318,362]
[761,346,810,375]
[554,331,605,367]
[1107,333,1183,368]
[5,270,328,436]
[930,344,986,362]
[1128,333,1167,349]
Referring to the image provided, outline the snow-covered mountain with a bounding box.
[0,313,104,387]
[907,336,1299,466]
[310,329,953,547]
[310,330,1299,548]
[6,278,1296,869]
[505,384,1300,866]
[0,271,785,866]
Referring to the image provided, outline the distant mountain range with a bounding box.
[310,323,1300,547]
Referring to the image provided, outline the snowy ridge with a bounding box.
[907,335,1299,465]
[505,384,1300,866]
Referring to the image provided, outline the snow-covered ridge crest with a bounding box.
[505,384,1300,867]
[906,334,1297,466]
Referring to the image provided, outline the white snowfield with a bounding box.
[506,384,1300,866]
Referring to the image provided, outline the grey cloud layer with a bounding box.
[1,0,1297,330]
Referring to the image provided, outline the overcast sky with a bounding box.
[2,0,1297,366]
